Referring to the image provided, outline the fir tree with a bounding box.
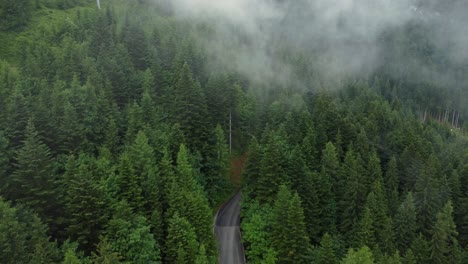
[318,233,337,264]
[11,120,57,224]
[430,201,461,264]
[394,193,417,254]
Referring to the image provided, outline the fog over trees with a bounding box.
[0,0,467,263]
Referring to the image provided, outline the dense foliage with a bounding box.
[0,0,467,263]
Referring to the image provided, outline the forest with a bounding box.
[0,0,467,263]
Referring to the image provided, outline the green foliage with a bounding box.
[10,120,57,224]
[0,198,59,263]
[62,154,109,253]
[341,246,374,264]
[92,237,122,264]
[242,202,275,263]
[0,0,32,31]
[104,202,161,264]
[271,185,310,264]
[165,213,199,263]
[394,193,417,254]
[318,233,338,264]
[0,1,467,262]
[430,201,461,264]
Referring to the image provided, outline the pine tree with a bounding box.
[430,201,461,264]
[126,131,162,242]
[415,155,442,234]
[339,148,363,237]
[165,213,199,263]
[410,233,430,264]
[394,193,417,254]
[385,157,400,216]
[62,154,109,253]
[368,179,394,253]
[257,131,288,204]
[0,0,32,30]
[0,131,10,195]
[92,237,122,264]
[402,249,416,264]
[63,249,83,264]
[242,204,275,263]
[0,198,59,263]
[318,233,337,264]
[355,206,375,249]
[116,152,144,211]
[271,186,310,264]
[11,120,57,224]
[319,142,339,235]
[168,63,210,151]
[204,124,230,204]
[105,202,161,264]
[243,137,261,198]
[341,246,374,264]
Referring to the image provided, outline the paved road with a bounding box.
[215,192,245,264]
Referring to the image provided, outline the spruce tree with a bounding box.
[165,213,199,263]
[11,120,57,224]
[394,193,417,254]
[430,201,461,264]
[355,206,375,249]
[415,155,442,234]
[341,246,374,264]
[385,157,400,216]
[339,148,363,237]
[318,233,337,264]
[271,186,310,264]
[117,152,144,211]
[319,142,339,235]
[62,154,109,253]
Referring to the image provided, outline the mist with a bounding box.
[166,0,468,91]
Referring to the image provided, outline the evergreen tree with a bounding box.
[0,198,59,263]
[339,148,364,237]
[105,202,161,264]
[415,155,442,234]
[168,63,210,151]
[0,0,32,30]
[92,237,122,264]
[410,233,430,264]
[11,120,57,224]
[63,249,83,264]
[402,249,416,264]
[116,152,144,210]
[257,131,288,204]
[165,213,199,263]
[394,192,417,254]
[271,186,310,264]
[385,157,400,216]
[430,201,461,264]
[355,206,375,249]
[318,233,338,264]
[242,204,275,263]
[62,154,109,253]
[341,246,374,264]
[204,124,230,204]
[319,142,339,235]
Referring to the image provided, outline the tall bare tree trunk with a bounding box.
[452,111,456,127]
[97,0,101,9]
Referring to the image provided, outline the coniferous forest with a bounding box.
[0,0,467,263]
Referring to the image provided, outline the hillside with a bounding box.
[0,1,467,263]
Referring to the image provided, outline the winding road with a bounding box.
[215,192,246,264]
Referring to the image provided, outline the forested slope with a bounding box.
[0,0,467,263]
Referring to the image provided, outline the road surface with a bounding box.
[215,192,245,264]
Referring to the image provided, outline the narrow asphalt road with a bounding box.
[215,192,245,264]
